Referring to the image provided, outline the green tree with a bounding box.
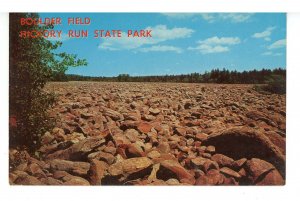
[9,13,87,152]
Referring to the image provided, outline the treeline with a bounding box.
[53,68,286,84]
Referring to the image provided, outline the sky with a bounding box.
[39,13,286,76]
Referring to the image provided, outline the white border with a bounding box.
[0,0,298,12]
[1,9,300,201]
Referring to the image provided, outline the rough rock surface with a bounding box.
[9,82,286,185]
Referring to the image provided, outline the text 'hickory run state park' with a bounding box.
[19,17,152,39]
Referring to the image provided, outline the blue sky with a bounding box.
[39,13,286,76]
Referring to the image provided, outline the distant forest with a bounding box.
[52,68,286,84]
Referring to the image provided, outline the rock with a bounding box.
[126,143,145,158]
[157,142,171,154]
[80,112,94,119]
[88,151,115,164]
[166,178,180,185]
[206,146,215,154]
[147,150,161,159]
[25,163,46,179]
[41,131,55,144]
[220,167,241,179]
[149,108,160,115]
[89,159,108,185]
[108,157,153,176]
[196,169,224,185]
[174,127,187,136]
[246,110,277,127]
[232,158,247,170]
[103,108,124,121]
[148,163,160,183]
[14,175,43,185]
[64,177,90,185]
[46,136,106,160]
[142,114,156,121]
[264,131,286,155]
[124,129,140,142]
[160,160,195,183]
[244,158,280,184]
[50,159,90,176]
[53,170,90,185]
[255,169,284,185]
[52,127,66,142]
[137,122,153,133]
[202,127,285,176]
[195,133,208,141]
[211,154,234,168]
[44,177,64,185]
[191,157,219,173]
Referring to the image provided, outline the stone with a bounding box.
[147,150,161,159]
[108,157,153,176]
[255,169,284,185]
[148,163,160,183]
[195,133,208,141]
[232,158,247,170]
[88,151,115,164]
[137,122,153,133]
[149,108,160,115]
[89,159,108,185]
[41,131,55,144]
[103,108,124,121]
[14,175,43,185]
[160,160,195,183]
[157,142,171,154]
[64,177,90,185]
[206,146,215,153]
[211,154,234,168]
[202,127,285,176]
[220,167,241,179]
[196,169,224,185]
[244,158,281,184]
[246,110,277,127]
[174,127,187,136]
[46,136,106,160]
[191,157,219,173]
[124,129,140,142]
[50,159,90,176]
[166,178,180,185]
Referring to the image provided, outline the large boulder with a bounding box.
[202,127,285,177]
[244,158,284,185]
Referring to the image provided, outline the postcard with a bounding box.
[9,13,286,186]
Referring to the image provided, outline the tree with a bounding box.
[9,13,87,152]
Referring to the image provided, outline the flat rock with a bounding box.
[211,154,234,168]
[108,157,153,176]
[160,160,195,183]
[50,159,90,176]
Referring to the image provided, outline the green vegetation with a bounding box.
[60,68,286,87]
[9,13,87,152]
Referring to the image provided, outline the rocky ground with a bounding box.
[9,82,286,185]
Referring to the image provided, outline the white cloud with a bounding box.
[218,13,253,23]
[262,51,283,56]
[162,13,253,23]
[262,51,272,56]
[138,45,183,53]
[99,25,194,51]
[162,13,197,19]
[252,27,276,41]
[198,36,241,45]
[188,36,241,54]
[268,39,286,49]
